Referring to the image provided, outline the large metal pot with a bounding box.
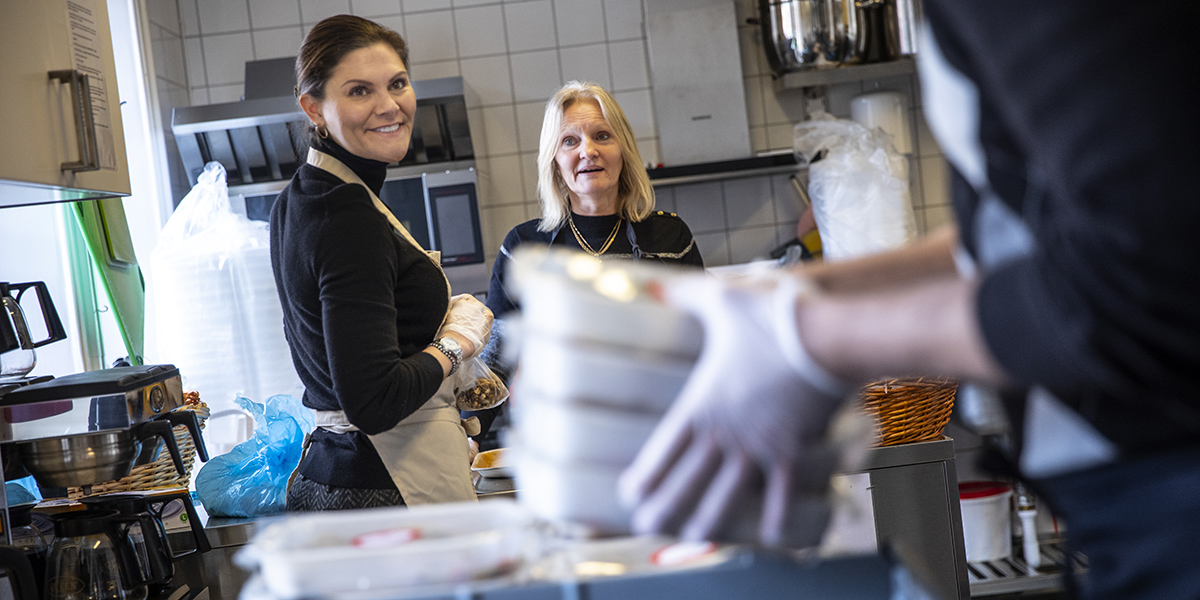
[760,0,828,74]
[15,420,184,488]
[843,0,919,64]
[823,0,860,63]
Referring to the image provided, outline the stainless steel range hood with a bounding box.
[171,63,474,188]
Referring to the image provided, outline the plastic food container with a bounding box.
[512,247,703,358]
[518,336,693,412]
[959,481,1013,562]
[238,500,536,598]
[508,440,632,535]
[536,536,734,580]
[471,448,514,479]
[510,393,663,465]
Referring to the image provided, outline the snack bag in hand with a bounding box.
[454,357,509,411]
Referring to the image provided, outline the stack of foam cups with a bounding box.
[505,247,702,535]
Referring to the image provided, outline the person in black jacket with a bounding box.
[618,2,1200,598]
[467,81,704,444]
[270,15,493,511]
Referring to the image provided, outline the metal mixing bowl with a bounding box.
[15,429,141,488]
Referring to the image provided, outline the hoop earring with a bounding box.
[316,124,329,139]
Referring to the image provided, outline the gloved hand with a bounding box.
[440,294,494,359]
[617,272,861,548]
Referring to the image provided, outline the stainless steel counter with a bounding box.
[168,507,266,600]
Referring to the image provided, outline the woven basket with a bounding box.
[69,391,210,499]
[860,377,957,446]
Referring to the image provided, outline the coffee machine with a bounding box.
[0,364,208,543]
[1,280,209,545]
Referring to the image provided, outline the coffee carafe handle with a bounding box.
[135,420,186,476]
[148,489,212,556]
[7,282,67,348]
[108,515,162,589]
[0,545,39,600]
[158,410,210,463]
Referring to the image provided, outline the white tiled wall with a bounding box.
[162,0,951,267]
[145,0,194,206]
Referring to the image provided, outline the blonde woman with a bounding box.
[468,81,703,442]
[487,81,702,317]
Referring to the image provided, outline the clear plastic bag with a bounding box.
[148,162,304,458]
[194,394,315,517]
[793,112,915,261]
[453,357,510,411]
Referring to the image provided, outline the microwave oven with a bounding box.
[231,166,490,295]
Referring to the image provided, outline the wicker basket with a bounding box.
[860,377,957,446]
[68,391,210,499]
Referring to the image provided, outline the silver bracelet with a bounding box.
[428,339,461,375]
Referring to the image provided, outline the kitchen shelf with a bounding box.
[775,57,917,92]
[647,152,804,187]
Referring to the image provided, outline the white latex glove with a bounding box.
[617,272,860,548]
[440,294,494,359]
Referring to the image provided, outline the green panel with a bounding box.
[71,199,144,365]
[98,198,138,265]
[63,204,105,372]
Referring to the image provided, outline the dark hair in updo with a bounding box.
[294,15,409,144]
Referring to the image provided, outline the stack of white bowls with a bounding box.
[505,248,702,534]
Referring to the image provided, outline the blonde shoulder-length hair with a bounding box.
[536,81,655,232]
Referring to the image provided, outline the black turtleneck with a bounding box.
[314,138,389,195]
[269,140,449,492]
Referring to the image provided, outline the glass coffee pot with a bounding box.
[81,490,211,597]
[44,510,149,600]
[7,502,50,589]
[0,281,67,380]
[0,544,40,600]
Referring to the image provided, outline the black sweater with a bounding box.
[270,140,448,490]
[926,0,1200,455]
[486,211,704,318]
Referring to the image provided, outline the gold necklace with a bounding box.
[567,214,622,256]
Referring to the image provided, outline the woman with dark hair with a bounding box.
[270,14,493,511]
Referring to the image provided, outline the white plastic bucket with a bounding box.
[959,481,1012,562]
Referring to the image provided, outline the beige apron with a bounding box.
[306,148,477,505]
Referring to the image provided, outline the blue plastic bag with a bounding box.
[6,476,42,506]
[195,394,315,517]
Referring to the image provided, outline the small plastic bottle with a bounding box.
[1015,483,1041,570]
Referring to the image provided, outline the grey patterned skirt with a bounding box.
[286,474,405,512]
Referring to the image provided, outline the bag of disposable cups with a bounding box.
[147,161,304,459]
[793,112,916,261]
[454,357,509,411]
